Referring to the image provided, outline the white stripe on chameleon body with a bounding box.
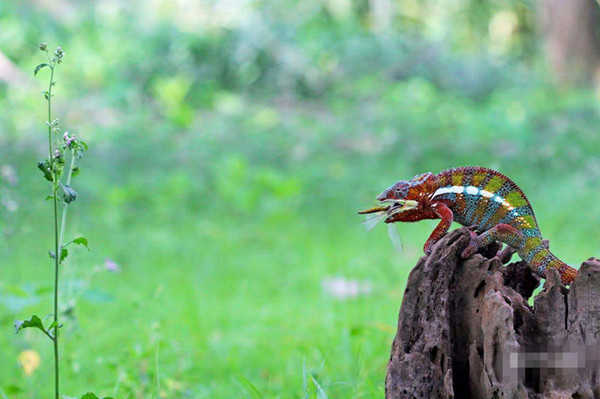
[465,186,478,195]
[431,185,515,211]
[432,186,464,196]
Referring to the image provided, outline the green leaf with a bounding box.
[71,166,80,178]
[46,320,58,332]
[60,248,68,263]
[34,63,49,76]
[45,195,55,201]
[14,315,45,334]
[37,161,53,182]
[73,236,89,249]
[49,248,69,262]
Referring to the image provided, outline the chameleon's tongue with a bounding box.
[358,205,390,215]
[358,199,419,215]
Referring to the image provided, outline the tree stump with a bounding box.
[386,227,600,399]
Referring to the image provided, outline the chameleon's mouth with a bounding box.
[358,199,419,220]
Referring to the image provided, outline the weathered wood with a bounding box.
[386,227,600,399]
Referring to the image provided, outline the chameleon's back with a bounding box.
[432,166,539,234]
[430,166,576,284]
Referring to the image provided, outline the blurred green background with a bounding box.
[1,0,600,397]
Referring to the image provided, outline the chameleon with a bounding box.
[359,166,578,285]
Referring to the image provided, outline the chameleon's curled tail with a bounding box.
[528,247,577,285]
[558,263,578,285]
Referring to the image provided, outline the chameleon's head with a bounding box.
[376,172,434,201]
[371,172,434,223]
[376,180,410,201]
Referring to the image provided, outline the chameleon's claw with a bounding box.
[497,246,517,264]
[467,224,479,232]
[423,240,434,256]
[461,230,480,259]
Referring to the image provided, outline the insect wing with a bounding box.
[363,212,386,231]
[387,223,403,252]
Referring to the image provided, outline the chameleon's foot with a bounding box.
[497,246,517,264]
[542,239,549,249]
[423,242,433,256]
[463,223,525,261]
[461,230,480,259]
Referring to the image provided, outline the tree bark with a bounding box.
[386,227,600,399]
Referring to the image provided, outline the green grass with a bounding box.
[1,197,415,397]
[1,151,598,398]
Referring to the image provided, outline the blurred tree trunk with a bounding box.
[538,0,600,85]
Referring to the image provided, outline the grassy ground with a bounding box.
[0,183,417,398]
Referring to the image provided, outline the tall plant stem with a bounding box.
[46,64,60,399]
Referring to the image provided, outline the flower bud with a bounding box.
[53,149,64,163]
[39,42,47,51]
[61,184,77,203]
[63,131,76,148]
